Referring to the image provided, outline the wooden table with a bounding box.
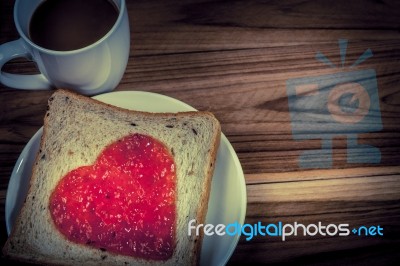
[1,0,399,264]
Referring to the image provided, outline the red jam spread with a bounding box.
[49,134,176,260]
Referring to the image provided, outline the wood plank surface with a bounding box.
[1,0,399,265]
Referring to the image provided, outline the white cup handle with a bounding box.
[0,38,51,90]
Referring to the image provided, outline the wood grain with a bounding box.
[234,167,400,265]
[1,0,399,265]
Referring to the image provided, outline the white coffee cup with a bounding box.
[0,0,130,95]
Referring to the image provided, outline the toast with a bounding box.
[3,89,221,265]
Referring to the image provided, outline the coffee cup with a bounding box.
[0,0,130,96]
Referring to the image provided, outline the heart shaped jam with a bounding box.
[49,134,176,260]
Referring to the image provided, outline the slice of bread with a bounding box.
[3,89,221,265]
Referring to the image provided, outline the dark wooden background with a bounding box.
[1,0,399,265]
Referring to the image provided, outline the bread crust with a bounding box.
[193,121,221,266]
[3,89,221,266]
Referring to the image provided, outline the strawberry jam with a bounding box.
[50,134,176,260]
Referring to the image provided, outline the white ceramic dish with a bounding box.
[5,91,246,266]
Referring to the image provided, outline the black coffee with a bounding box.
[29,0,119,51]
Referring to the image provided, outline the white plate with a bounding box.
[5,91,246,266]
